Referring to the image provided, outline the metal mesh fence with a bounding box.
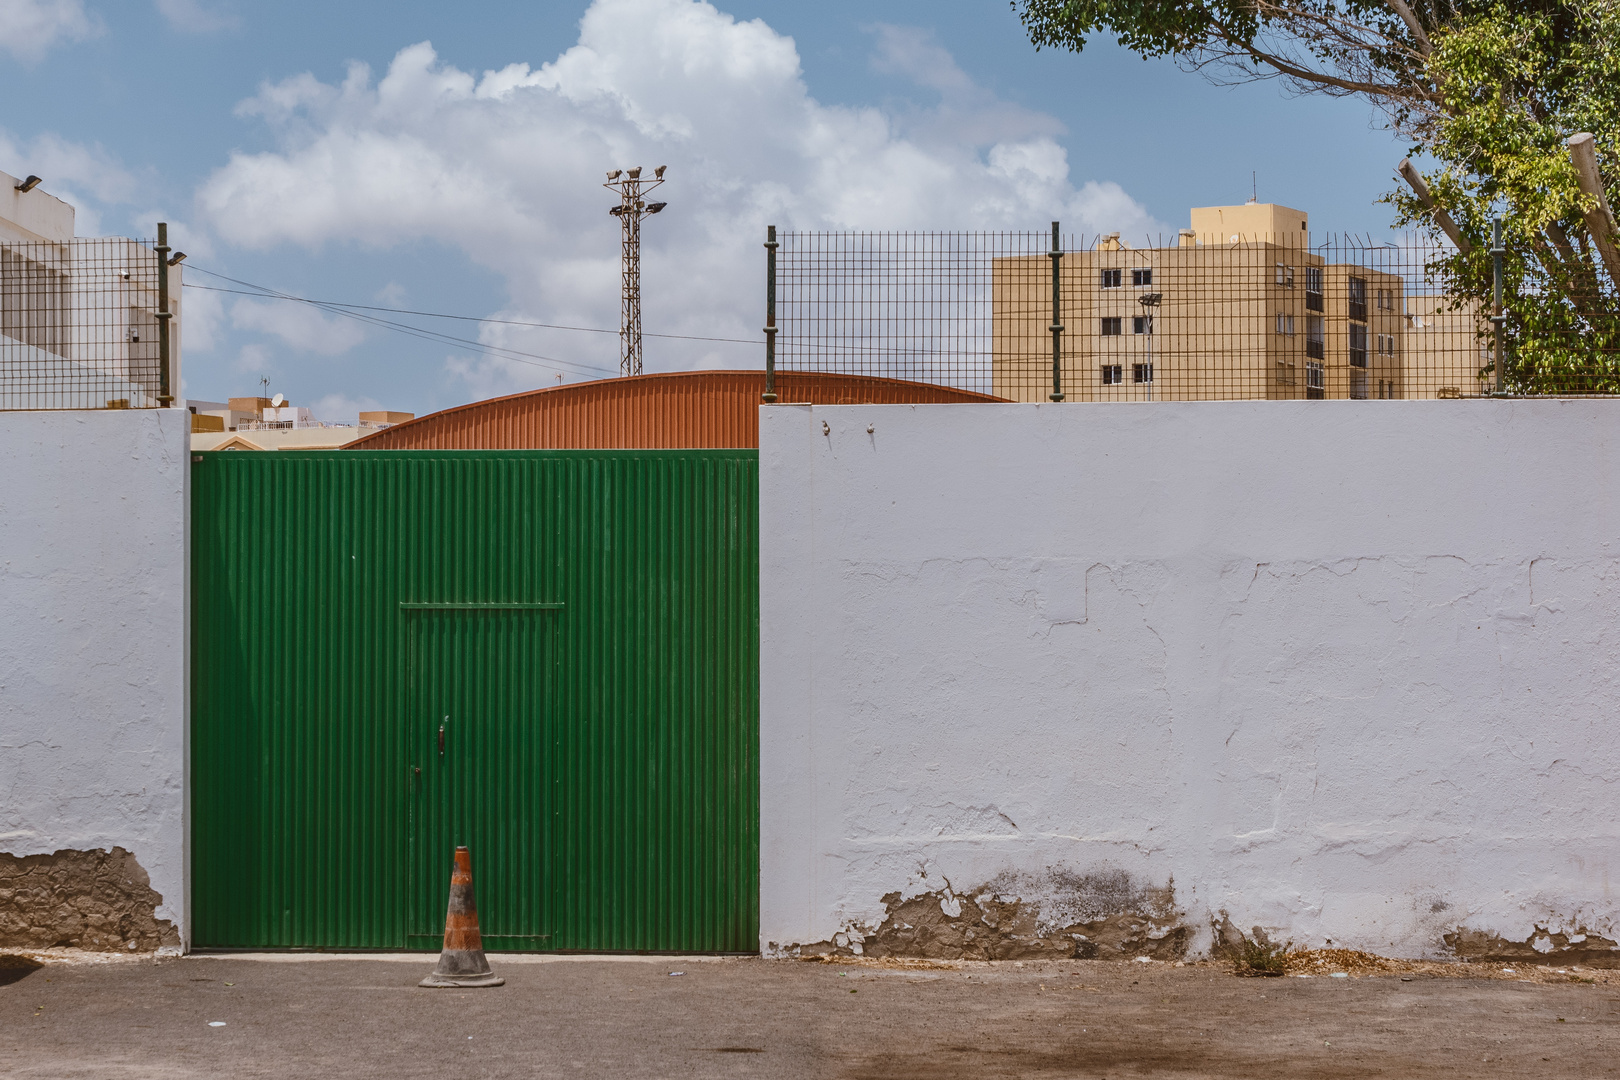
[774,231,1619,401]
[1,236,171,411]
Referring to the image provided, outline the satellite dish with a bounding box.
[271,393,285,407]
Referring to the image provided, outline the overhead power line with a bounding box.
[179,264,763,382]
[182,281,762,347]
[182,268,612,379]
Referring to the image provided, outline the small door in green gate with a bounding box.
[406,606,557,949]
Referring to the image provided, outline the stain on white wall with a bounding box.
[760,400,1620,963]
[0,409,188,951]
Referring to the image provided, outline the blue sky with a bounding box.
[0,0,1411,417]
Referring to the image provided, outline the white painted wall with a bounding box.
[0,408,189,948]
[760,400,1620,959]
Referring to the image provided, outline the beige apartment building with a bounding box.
[1404,294,1491,398]
[992,202,1482,402]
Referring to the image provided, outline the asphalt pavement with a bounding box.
[2,952,1618,1078]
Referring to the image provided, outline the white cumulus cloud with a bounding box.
[308,391,383,422]
[196,0,1163,398]
[230,297,368,356]
[0,128,146,235]
[0,0,98,62]
[154,0,237,33]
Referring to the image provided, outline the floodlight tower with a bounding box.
[604,165,668,376]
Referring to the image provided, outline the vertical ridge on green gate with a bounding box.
[191,450,759,951]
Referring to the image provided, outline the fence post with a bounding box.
[763,225,778,403]
[1489,216,1504,395]
[155,222,173,406]
[1048,221,1064,402]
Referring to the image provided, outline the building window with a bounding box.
[1306,315,1324,359]
[1133,315,1153,335]
[1101,317,1122,336]
[1350,370,1368,400]
[1304,265,1324,312]
[1275,263,1295,287]
[1132,268,1153,287]
[1101,268,1121,288]
[1133,363,1153,384]
[1349,323,1368,367]
[1306,360,1325,398]
[1348,275,1367,321]
[1275,313,1295,335]
[1101,364,1123,384]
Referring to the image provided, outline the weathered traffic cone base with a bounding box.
[420,846,504,989]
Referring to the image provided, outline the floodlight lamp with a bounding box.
[646,202,667,214]
[609,205,624,216]
[627,166,641,179]
[1138,292,1162,306]
[654,165,667,178]
[168,252,187,266]
[606,169,622,180]
[15,175,42,193]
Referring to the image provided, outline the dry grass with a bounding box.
[799,954,964,971]
[1277,948,1619,984]
[1232,939,1289,976]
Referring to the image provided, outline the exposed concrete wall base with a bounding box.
[1445,927,1620,969]
[0,848,180,952]
[790,868,1189,962]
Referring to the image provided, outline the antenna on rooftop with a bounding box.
[1248,172,1257,205]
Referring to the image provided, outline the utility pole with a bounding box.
[604,166,668,376]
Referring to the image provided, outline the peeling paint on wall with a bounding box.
[0,848,180,951]
[760,401,1620,960]
[1445,926,1620,968]
[792,867,1188,961]
[0,409,189,949]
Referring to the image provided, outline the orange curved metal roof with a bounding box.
[348,370,1003,450]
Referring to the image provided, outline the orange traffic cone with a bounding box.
[419,846,505,988]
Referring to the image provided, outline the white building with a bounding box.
[1,168,182,411]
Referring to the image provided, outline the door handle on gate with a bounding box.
[438,716,448,757]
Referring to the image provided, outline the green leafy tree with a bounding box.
[1015,0,1620,391]
[1390,1,1620,391]
[1014,0,1475,131]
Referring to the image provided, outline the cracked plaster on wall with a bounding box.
[0,410,189,947]
[761,401,1620,961]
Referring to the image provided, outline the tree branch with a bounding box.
[1383,0,1433,55]
[1207,29,1432,100]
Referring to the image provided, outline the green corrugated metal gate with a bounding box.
[191,451,758,951]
